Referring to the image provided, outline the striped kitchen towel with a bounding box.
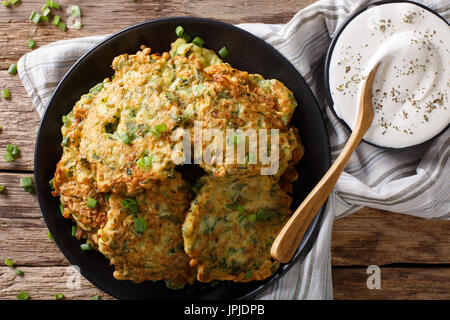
[18,0,449,299]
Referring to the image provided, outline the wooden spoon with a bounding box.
[271,63,381,263]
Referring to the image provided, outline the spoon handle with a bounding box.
[270,126,367,263]
[270,64,380,263]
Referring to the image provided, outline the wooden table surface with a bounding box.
[0,0,449,300]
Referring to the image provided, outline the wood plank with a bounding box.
[1,170,449,267]
[0,70,39,171]
[2,265,450,300]
[331,207,450,266]
[0,0,315,170]
[0,266,113,300]
[332,267,450,300]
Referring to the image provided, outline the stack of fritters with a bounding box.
[53,38,303,288]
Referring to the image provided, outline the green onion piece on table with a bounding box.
[5,258,14,267]
[26,38,36,49]
[57,22,66,31]
[2,89,10,99]
[20,177,34,193]
[16,291,29,300]
[46,0,60,9]
[8,64,17,75]
[4,152,13,162]
[54,293,64,300]
[52,15,61,26]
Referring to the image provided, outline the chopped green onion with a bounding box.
[154,123,167,133]
[52,15,61,26]
[218,46,230,59]
[2,89,10,99]
[30,11,42,24]
[49,178,54,190]
[91,294,100,300]
[119,132,131,144]
[10,0,19,4]
[42,7,51,17]
[174,25,191,42]
[8,64,17,75]
[46,0,60,9]
[6,144,19,156]
[19,177,33,188]
[54,293,64,300]
[57,21,66,32]
[80,242,92,251]
[89,82,103,94]
[48,231,53,240]
[41,4,51,17]
[2,1,11,7]
[16,291,29,300]
[121,198,139,214]
[237,214,245,224]
[136,155,152,170]
[59,203,64,215]
[26,38,36,49]
[246,270,252,279]
[40,15,48,22]
[192,36,205,47]
[71,225,77,237]
[5,258,14,267]
[71,5,81,17]
[182,32,192,42]
[247,213,257,223]
[61,136,69,147]
[73,21,83,30]
[86,197,97,209]
[0,185,5,192]
[151,124,167,138]
[4,152,13,162]
[256,208,272,221]
[16,269,24,276]
[236,204,244,213]
[134,217,147,233]
[175,26,184,37]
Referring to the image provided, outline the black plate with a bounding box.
[35,17,331,300]
[324,0,450,150]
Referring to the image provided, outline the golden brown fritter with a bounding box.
[53,95,108,244]
[97,173,194,286]
[53,37,304,289]
[182,175,292,282]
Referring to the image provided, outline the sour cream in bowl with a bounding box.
[325,1,450,148]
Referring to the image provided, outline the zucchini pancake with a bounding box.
[52,31,304,289]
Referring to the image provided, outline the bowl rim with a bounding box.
[35,16,331,300]
[323,0,450,151]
